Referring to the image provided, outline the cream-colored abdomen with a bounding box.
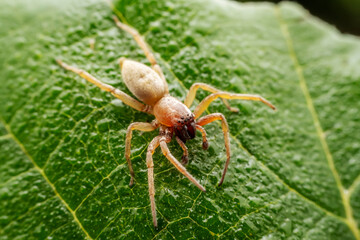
[121,59,168,106]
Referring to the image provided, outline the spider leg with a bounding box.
[125,120,159,186]
[113,16,167,89]
[184,83,238,112]
[160,136,206,192]
[146,136,162,228]
[175,136,189,165]
[195,125,209,150]
[56,60,152,114]
[197,113,230,186]
[194,92,276,119]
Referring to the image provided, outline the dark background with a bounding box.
[237,0,360,36]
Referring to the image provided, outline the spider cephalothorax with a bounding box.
[57,15,276,228]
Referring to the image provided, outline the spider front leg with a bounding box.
[125,121,159,186]
[175,137,189,165]
[160,134,206,192]
[145,136,162,228]
[184,83,239,112]
[194,92,276,119]
[56,60,152,114]
[195,125,209,150]
[113,16,167,89]
[196,113,230,186]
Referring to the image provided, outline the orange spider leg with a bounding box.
[113,16,167,89]
[125,121,159,186]
[175,136,189,165]
[160,136,206,192]
[185,83,238,112]
[195,125,209,150]
[146,136,162,228]
[56,60,151,114]
[194,92,276,119]
[196,113,230,186]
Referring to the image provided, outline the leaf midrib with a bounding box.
[149,15,344,219]
[2,1,359,239]
[275,6,360,239]
[0,117,92,240]
[111,2,359,238]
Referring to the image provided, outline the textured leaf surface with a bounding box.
[1,0,360,239]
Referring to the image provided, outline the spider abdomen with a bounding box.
[120,59,168,106]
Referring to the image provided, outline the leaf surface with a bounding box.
[0,0,360,239]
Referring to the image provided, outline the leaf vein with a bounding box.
[0,117,93,240]
[0,167,35,187]
[42,102,112,170]
[74,162,125,212]
[109,3,357,237]
[2,195,57,231]
[275,6,359,239]
[44,221,72,239]
[349,174,360,197]
[147,14,353,230]
[156,36,347,223]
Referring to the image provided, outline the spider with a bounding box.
[56,16,276,228]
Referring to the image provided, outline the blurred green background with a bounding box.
[238,0,360,35]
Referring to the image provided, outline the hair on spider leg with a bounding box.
[56,15,276,228]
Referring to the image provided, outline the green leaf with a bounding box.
[1,0,360,239]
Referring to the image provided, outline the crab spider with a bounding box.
[56,16,276,228]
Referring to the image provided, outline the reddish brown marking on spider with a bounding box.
[56,16,276,228]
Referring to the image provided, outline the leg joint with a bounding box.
[146,159,154,169]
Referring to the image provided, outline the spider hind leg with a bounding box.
[146,136,162,228]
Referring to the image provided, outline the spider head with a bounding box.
[174,114,196,143]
